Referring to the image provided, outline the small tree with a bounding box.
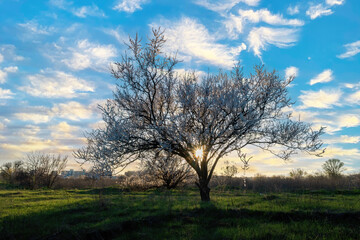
[26,152,68,189]
[238,151,251,189]
[289,168,307,179]
[0,161,24,185]
[142,151,192,189]
[223,164,238,178]
[75,29,324,201]
[322,159,345,178]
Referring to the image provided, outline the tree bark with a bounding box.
[196,180,210,201]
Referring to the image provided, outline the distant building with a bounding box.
[61,169,87,178]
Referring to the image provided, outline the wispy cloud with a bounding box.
[47,39,117,72]
[194,0,260,15]
[325,135,360,144]
[50,0,105,18]
[0,66,18,84]
[224,9,304,38]
[0,45,24,62]
[287,5,300,15]
[0,88,15,99]
[72,5,106,18]
[247,27,299,58]
[326,0,345,6]
[306,0,345,20]
[309,69,333,85]
[151,17,246,68]
[50,121,79,139]
[337,40,360,59]
[306,4,332,19]
[338,114,360,128]
[15,112,52,124]
[18,20,55,35]
[19,69,94,98]
[104,26,128,44]
[113,0,149,13]
[52,101,94,121]
[299,89,342,109]
[347,90,360,105]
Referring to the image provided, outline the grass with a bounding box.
[1,186,360,239]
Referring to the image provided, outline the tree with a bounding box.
[222,161,238,178]
[238,151,251,189]
[289,168,307,179]
[142,151,192,189]
[0,161,24,184]
[26,152,68,188]
[75,29,324,201]
[322,159,345,178]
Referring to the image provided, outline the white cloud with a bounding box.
[247,27,299,58]
[113,0,149,13]
[1,139,54,152]
[309,69,333,85]
[0,66,18,83]
[306,4,332,19]
[224,9,303,38]
[0,53,3,63]
[194,0,260,15]
[49,0,72,9]
[337,40,360,59]
[326,0,345,6]
[15,113,51,123]
[151,17,246,68]
[0,45,24,61]
[299,89,342,109]
[104,27,127,44]
[306,0,344,20]
[3,66,18,73]
[338,114,360,128]
[52,101,93,121]
[50,121,79,139]
[50,0,105,18]
[0,70,6,84]
[0,88,15,99]
[20,70,94,98]
[72,5,105,18]
[59,39,117,71]
[325,135,360,144]
[18,20,54,35]
[285,66,299,79]
[348,91,360,104]
[287,5,300,15]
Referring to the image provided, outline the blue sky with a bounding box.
[0,0,359,176]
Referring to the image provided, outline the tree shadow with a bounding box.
[2,196,360,240]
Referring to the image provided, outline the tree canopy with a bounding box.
[75,29,324,201]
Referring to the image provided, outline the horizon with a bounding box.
[0,0,359,176]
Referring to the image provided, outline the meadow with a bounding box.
[1,185,360,240]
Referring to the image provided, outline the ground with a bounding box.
[1,186,360,239]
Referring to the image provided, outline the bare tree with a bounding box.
[289,168,307,179]
[75,29,324,201]
[26,152,68,188]
[238,151,251,189]
[222,161,238,178]
[142,151,192,189]
[0,161,23,184]
[322,159,345,178]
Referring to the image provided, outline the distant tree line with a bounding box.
[0,152,67,189]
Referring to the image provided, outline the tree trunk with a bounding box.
[197,180,210,201]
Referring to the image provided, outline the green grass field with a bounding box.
[1,187,360,239]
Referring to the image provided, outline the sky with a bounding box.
[0,0,359,176]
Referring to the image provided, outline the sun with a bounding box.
[194,147,204,159]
